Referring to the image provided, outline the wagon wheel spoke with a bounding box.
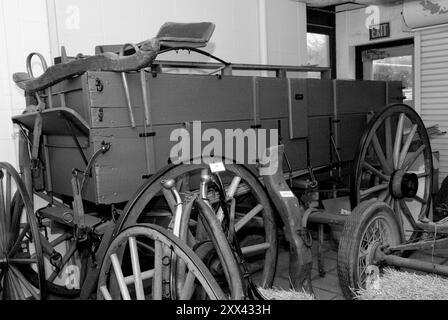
[227,177,242,199]
[162,189,177,215]
[403,145,426,171]
[216,176,242,221]
[360,184,389,199]
[8,270,26,300]
[393,200,401,223]
[180,270,196,300]
[129,236,145,300]
[100,286,113,301]
[241,243,270,256]
[398,124,418,169]
[124,268,155,286]
[385,194,392,207]
[110,253,131,300]
[153,240,163,300]
[385,117,393,168]
[362,162,390,182]
[378,190,389,202]
[393,113,405,170]
[9,265,39,300]
[234,204,264,232]
[0,171,7,252]
[5,274,17,300]
[399,199,419,228]
[8,224,31,258]
[371,134,392,175]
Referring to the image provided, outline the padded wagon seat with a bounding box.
[13,22,216,93]
[155,22,215,48]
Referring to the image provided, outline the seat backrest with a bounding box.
[156,22,216,48]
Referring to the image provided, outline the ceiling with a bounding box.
[301,0,403,7]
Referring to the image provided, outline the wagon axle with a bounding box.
[373,246,448,278]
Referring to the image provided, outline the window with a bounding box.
[307,6,336,78]
[356,40,414,106]
[372,55,413,102]
[307,32,331,68]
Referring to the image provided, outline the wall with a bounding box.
[0,0,308,169]
[47,0,307,66]
[266,0,307,66]
[415,25,448,182]
[0,0,51,167]
[336,3,412,79]
[48,0,262,64]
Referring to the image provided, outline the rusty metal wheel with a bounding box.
[0,163,46,300]
[351,104,433,240]
[116,163,277,290]
[338,200,403,299]
[97,224,227,300]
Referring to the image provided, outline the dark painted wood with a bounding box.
[13,40,160,93]
[289,80,309,140]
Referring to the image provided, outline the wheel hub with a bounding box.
[0,257,8,269]
[390,170,419,199]
[366,241,383,266]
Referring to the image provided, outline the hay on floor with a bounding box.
[258,288,314,300]
[357,268,448,300]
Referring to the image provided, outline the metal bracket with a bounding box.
[139,132,156,138]
[31,113,43,169]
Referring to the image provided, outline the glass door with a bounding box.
[359,43,414,106]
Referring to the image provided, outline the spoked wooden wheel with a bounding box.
[97,224,227,300]
[338,200,403,299]
[351,104,433,239]
[116,163,277,289]
[0,163,45,300]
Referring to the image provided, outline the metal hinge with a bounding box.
[139,132,156,138]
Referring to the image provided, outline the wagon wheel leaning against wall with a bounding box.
[350,103,433,242]
[112,162,278,299]
[0,162,46,300]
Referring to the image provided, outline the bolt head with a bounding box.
[161,179,175,190]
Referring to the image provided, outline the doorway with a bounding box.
[356,39,414,106]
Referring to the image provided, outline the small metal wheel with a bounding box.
[351,104,433,239]
[116,163,277,289]
[97,224,227,300]
[338,200,403,299]
[0,163,46,300]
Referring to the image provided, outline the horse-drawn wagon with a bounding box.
[1,22,443,300]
